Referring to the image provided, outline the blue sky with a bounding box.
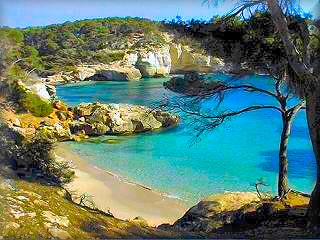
[0,0,318,28]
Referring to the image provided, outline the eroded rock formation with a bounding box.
[77,64,142,81]
[71,102,179,135]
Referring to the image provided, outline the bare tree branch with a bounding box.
[288,100,306,116]
[166,95,282,120]
[161,71,304,139]
[223,84,278,98]
[177,81,279,101]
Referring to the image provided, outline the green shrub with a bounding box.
[23,134,74,185]
[7,65,26,78]
[264,37,275,45]
[22,45,43,70]
[62,65,79,73]
[7,29,24,44]
[22,92,53,117]
[94,51,125,64]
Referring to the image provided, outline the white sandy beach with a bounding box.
[54,142,189,227]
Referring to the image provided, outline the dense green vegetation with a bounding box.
[21,91,53,117]
[0,17,167,76]
[1,14,318,78]
[1,65,53,117]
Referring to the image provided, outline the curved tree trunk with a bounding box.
[278,114,292,198]
[306,89,320,227]
[266,0,320,226]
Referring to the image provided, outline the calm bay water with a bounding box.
[57,74,316,204]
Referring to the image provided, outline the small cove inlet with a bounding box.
[57,73,316,204]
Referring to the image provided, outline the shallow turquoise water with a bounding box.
[57,74,316,204]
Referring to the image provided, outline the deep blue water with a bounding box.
[57,74,316,204]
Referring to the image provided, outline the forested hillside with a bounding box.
[1,18,170,76]
[1,14,319,80]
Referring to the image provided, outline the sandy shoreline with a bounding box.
[54,142,189,226]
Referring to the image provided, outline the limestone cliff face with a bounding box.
[124,46,171,77]
[170,43,224,73]
[125,43,223,77]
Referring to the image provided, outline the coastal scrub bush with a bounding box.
[12,81,53,117]
[22,91,53,117]
[21,136,74,185]
[5,66,28,86]
[21,45,43,70]
[62,65,80,74]
[6,29,24,45]
[94,51,125,64]
[0,122,74,185]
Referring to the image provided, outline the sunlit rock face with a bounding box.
[125,52,139,65]
[71,102,179,135]
[30,83,52,100]
[170,192,260,233]
[170,43,223,73]
[135,46,172,77]
[76,64,142,81]
[124,42,222,77]
[77,66,96,81]
[124,46,172,77]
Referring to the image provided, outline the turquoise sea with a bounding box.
[57,74,316,204]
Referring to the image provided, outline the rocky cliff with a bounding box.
[126,43,225,78]
[42,34,224,84]
[169,44,224,73]
[125,45,172,77]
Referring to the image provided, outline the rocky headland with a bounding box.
[2,95,179,144]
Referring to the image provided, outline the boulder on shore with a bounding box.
[71,102,179,135]
[169,192,260,233]
[164,191,310,236]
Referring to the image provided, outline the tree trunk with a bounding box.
[266,0,320,226]
[306,88,320,227]
[266,0,317,82]
[278,114,292,198]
